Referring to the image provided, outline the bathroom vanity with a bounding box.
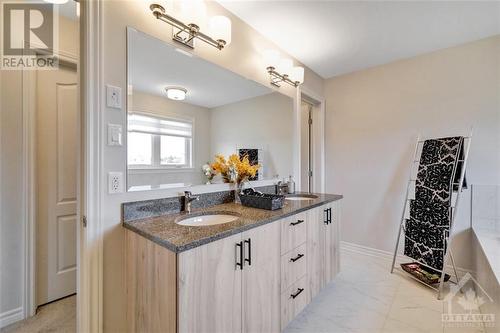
[123,27,340,333]
[123,193,342,333]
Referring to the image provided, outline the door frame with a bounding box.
[21,1,104,332]
[22,52,78,318]
[298,86,326,193]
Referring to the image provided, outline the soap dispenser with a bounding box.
[287,175,296,194]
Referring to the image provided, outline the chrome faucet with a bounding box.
[277,181,289,195]
[184,191,200,214]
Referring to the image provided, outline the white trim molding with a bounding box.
[0,307,23,329]
[79,1,103,332]
[299,86,326,193]
[341,241,471,277]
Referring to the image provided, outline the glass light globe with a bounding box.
[263,50,280,69]
[277,58,293,75]
[209,16,231,46]
[290,66,304,84]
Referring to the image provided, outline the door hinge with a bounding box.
[308,118,312,125]
[309,171,313,177]
[82,215,87,228]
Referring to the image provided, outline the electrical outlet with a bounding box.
[108,172,123,194]
[106,85,122,109]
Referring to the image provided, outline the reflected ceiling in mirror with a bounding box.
[127,28,294,191]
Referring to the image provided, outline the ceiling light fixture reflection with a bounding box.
[165,87,187,101]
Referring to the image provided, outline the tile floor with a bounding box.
[285,250,488,333]
[2,251,492,333]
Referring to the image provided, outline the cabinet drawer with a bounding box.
[281,213,307,255]
[281,243,307,292]
[281,275,308,330]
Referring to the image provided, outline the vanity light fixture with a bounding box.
[150,3,231,50]
[263,50,304,88]
[165,87,187,101]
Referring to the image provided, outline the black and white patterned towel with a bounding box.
[404,136,463,271]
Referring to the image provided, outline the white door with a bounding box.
[36,65,78,306]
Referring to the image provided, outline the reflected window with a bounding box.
[128,113,193,168]
[128,132,152,165]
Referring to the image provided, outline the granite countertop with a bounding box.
[123,193,343,253]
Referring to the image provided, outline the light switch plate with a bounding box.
[108,172,124,194]
[107,124,122,146]
[106,85,122,109]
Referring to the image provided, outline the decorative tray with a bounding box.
[239,189,284,211]
[401,262,450,284]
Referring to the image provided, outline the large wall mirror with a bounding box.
[127,28,294,191]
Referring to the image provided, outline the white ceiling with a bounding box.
[128,29,272,108]
[218,1,500,78]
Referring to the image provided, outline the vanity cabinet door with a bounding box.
[306,206,326,302]
[242,221,281,333]
[325,202,340,282]
[178,233,243,333]
[307,202,341,301]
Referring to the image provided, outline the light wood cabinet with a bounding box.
[280,243,307,292]
[125,199,341,333]
[281,212,307,255]
[125,230,177,333]
[178,233,243,333]
[306,202,340,302]
[242,222,281,333]
[178,221,281,333]
[281,275,308,329]
[325,202,340,282]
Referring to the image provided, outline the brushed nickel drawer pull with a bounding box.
[290,288,304,299]
[290,253,304,262]
[290,219,304,226]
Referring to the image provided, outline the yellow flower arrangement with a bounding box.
[210,153,260,184]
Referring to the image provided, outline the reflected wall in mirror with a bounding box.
[127,28,294,191]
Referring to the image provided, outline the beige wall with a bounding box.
[325,35,500,269]
[210,92,294,180]
[0,12,78,323]
[100,1,324,331]
[128,90,211,188]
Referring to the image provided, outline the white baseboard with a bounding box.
[0,307,23,329]
[340,241,470,276]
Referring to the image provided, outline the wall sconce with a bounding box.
[150,2,231,50]
[263,50,304,87]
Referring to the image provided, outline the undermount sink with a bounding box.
[176,212,240,227]
[285,194,319,201]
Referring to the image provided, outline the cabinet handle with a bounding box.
[328,208,332,224]
[290,288,304,299]
[244,238,251,266]
[290,219,304,226]
[290,253,304,262]
[235,241,243,270]
[324,209,329,225]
